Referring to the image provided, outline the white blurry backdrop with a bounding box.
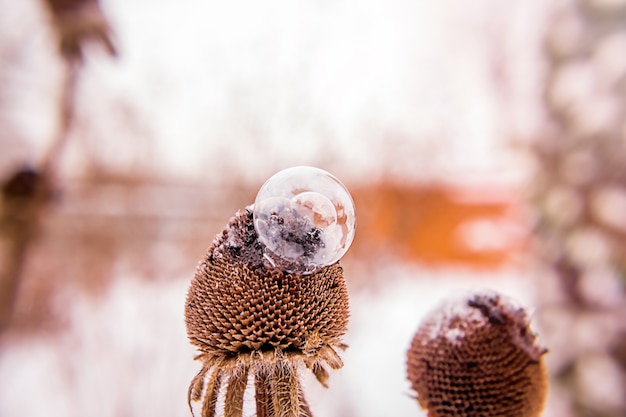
[0,0,548,184]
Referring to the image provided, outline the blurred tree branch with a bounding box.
[0,0,117,333]
[42,0,117,62]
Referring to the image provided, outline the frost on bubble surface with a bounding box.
[253,166,356,274]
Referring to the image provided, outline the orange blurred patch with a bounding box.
[350,183,527,268]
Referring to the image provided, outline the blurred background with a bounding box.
[0,0,624,416]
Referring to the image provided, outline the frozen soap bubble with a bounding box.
[253,166,356,274]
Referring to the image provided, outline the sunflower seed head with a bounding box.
[406,291,548,417]
[185,208,350,356]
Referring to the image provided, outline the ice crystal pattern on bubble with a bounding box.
[253,166,356,274]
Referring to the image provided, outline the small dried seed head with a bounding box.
[185,208,350,356]
[406,291,548,417]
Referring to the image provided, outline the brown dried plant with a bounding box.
[185,208,349,417]
[406,292,548,417]
[42,0,117,61]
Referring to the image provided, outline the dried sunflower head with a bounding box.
[406,291,548,417]
[185,167,354,417]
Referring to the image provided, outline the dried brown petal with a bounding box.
[406,292,548,417]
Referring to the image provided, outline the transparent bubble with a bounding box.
[253,166,356,274]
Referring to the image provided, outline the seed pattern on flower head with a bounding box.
[185,207,350,417]
[406,292,548,417]
[186,209,349,354]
